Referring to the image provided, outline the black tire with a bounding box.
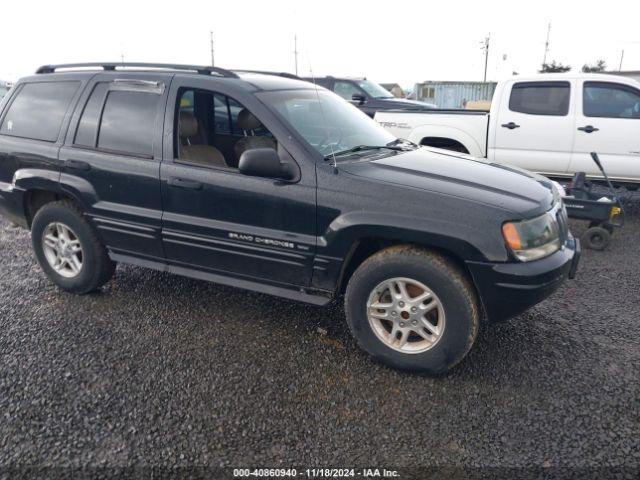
[581,226,611,251]
[345,245,479,374]
[31,201,116,294]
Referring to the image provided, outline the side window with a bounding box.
[0,81,80,142]
[333,81,362,101]
[509,81,570,116]
[74,82,108,147]
[97,90,160,157]
[583,82,640,119]
[175,87,277,170]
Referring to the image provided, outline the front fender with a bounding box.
[312,211,493,292]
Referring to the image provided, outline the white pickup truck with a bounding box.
[376,73,640,185]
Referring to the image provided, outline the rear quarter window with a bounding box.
[0,81,80,142]
[508,81,570,116]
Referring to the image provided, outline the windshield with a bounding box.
[357,80,394,99]
[0,87,7,99]
[258,89,396,158]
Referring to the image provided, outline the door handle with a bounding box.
[577,125,599,133]
[168,177,203,190]
[64,159,91,171]
[501,122,520,129]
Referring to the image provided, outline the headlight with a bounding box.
[502,211,561,261]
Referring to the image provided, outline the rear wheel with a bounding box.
[345,246,479,373]
[31,201,116,293]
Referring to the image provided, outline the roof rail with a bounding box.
[233,69,300,80]
[35,62,239,78]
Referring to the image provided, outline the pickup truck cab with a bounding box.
[377,74,640,186]
[302,76,437,117]
[0,63,579,373]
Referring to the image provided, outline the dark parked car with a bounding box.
[302,76,437,117]
[0,63,579,373]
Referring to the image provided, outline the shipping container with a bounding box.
[414,81,497,109]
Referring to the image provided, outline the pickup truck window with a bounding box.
[583,82,640,119]
[0,81,79,142]
[97,90,160,157]
[334,81,363,101]
[357,80,395,99]
[509,81,570,116]
[259,89,395,157]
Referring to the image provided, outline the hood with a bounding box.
[378,98,438,109]
[340,147,555,217]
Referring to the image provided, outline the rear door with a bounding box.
[491,80,575,177]
[159,76,317,287]
[570,80,640,182]
[58,73,169,261]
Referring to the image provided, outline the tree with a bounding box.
[539,61,571,73]
[582,60,607,73]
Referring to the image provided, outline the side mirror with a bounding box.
[351,93,366,105]
[238,148,293,180]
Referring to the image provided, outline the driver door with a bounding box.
[159,76,318,287]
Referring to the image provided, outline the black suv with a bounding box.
[0,62,579,373]
[302,76,436,117]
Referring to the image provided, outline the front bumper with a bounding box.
[466,237,580,323]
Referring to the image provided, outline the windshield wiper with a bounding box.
[325,144,405,160]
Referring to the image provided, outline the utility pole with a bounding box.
[542,23,551,66]
[481,35,490,82]
[619,49,625,71]
[214,31,216,67]
[293,35,299,76]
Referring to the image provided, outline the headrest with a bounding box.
[179,111,198,137]
[237,108,262,130]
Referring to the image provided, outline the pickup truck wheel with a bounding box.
[31,201,116,294]
[345,246,479,373]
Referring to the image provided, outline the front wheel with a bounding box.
[345,246,479,373]
[31,201,116,294]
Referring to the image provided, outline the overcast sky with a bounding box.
[2,0,639,87]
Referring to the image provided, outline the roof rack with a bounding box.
[35,62,239,78]
[233,69,300,80]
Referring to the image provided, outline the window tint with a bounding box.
[0,81,79,141]
[583,82,640,119]
[333,81,362,101]
[509,82,570,116]
[98,90,159,156]
[74,82,108,147]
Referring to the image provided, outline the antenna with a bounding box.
[210,31,215,67]
[294,35,299,76]
[542,23,551,66]
[619,49,625,71]
[480,35,490,82]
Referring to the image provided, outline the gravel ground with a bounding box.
[0,193,639,476]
